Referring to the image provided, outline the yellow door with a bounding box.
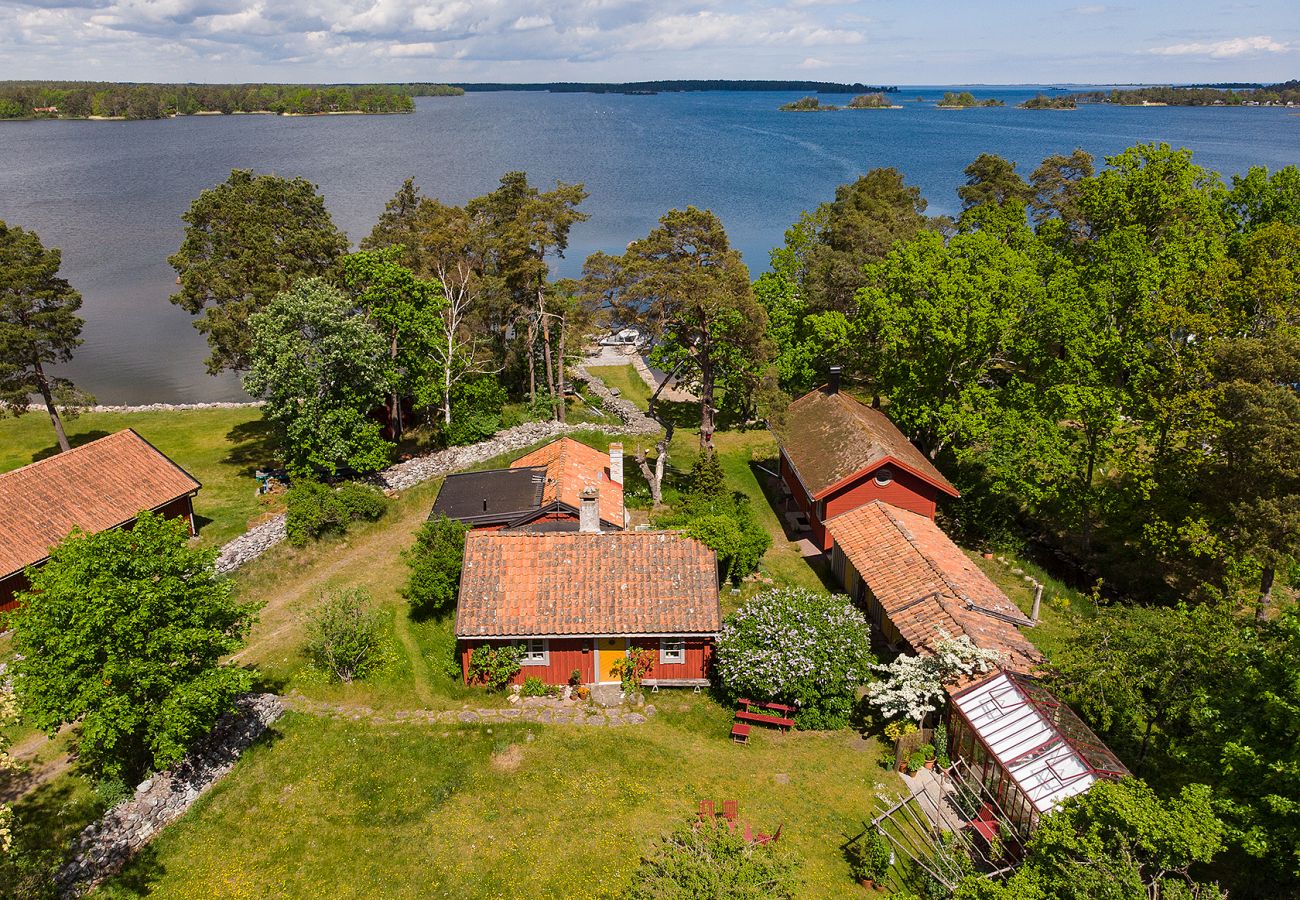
[598,638,626,683]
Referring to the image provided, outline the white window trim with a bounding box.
[659,637,686,665]
[874,467,895,487]
[520,638,549,666]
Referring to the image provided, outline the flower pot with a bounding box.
[924,759,935,770]
[981,551,994,559]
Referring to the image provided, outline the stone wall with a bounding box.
[214,370,660,575]
[88,401,264,414]
[54,693,284,898]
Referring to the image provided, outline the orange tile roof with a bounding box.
[511,437,624,527]
[456,531,720,638]
[0,429,200,578]
[778,387,958,499]
[826,501,1041,673]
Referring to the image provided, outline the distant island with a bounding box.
[779,92,901,111]
[453,80,899,95]
[1020,94,1077,110]
[0,81,462,121]
[1063,80,1299,107]
[936,91,1004,108]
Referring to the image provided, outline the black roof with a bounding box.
[430,467,546,525]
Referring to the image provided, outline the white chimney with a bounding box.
[609,443,624,486]
[579,486,601,534]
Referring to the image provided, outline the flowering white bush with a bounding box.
[714,586,874,729]
[863,633,1002,722]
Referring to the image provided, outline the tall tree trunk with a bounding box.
[539,290,557,419]
[635,423,674,507]
[33,359,70,452]
[390,330,402,440]
[1080,432,1097,554]
[1136,716,1156,774]
[443,332,454,426]
[527,317,538,405]
[1257,565,1275,622]
[555,314,567,424]
[699,346,715,450]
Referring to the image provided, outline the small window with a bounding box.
[874,467,894,487]
[660,638,686,665]
[520,638,549,666]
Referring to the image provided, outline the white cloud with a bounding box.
[1150,35,1292,57]
[385,40,440,57]
[512,14,552,31]
[797,56,830,68]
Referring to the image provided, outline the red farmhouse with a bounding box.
[455,515,720,688]
[0,429,201,610]
[777,370,959,551]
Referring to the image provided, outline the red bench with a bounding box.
[736,709,795,730]
[731,723,751,744]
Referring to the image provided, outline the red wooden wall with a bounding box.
[459,636,713,685]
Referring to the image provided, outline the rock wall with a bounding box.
[54,693,284,898]
[87,401,264,414]
[214,371,660,575]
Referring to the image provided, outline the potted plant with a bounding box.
[922,744,937,770]
[907,749,927,774]
[846,830,891,889]
[568,669,582,687]
[934,723,951,770]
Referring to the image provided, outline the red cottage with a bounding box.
[455,519,720,688]
[0,429,202,610]
[776,370,959,551]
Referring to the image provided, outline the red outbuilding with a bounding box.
[0,429,201,610]
[776,369,959,550]
[455,516,720,688]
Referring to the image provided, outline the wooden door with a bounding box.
[598,637,626,682]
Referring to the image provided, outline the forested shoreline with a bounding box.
[1067,79,1299,106]
[0,81,464,120]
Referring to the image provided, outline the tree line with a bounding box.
[0,81,424,120]
[1067,81,1300,106]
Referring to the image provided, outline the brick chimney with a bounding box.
[609,443,624,486]
[579,486,601,534]
[827,366,842,395]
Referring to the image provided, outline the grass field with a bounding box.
[98,707,896,899]
[0,407,276,547]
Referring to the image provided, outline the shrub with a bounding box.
[285,479,388,546]
[684,510,770,584]
[609,646,656,693]
[521,676,549,697]
[335,481,387,521]
[922,743,936,761]
[714,586,875,729]
[846,830,892,883]
[568,669,582,687]
[863,633,1001,722]
[468,644,523,690]
[445,376,507,446]
[402,514,470,615]
[689,450,728,500]
[625,817,800,899]
[884,720,918,744]
[303,588,385,683]
[934,723,951,768]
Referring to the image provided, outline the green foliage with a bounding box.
[170,169,348,373]
[625,817,800,899]
[689,451,729,500]
[444,376,508,446]
[521,676,548,697]
[0,219,92,447]
[934,722,951,768]
[956,779,1226,900]
[10,512,256,782]
[468,644,524,690]
[244,277,394,477]
[284,479,387,546]
[402,514,470,616]
[658,453,770,584]
[303,588,385,684]
[610,646,657,693]
[958,154,1033,210]
[845,830,891,882]
[908,749,926,772]
[714,587,875,729]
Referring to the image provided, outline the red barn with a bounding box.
[455,520,720,688]
[0,429,201,610]
[776,370,959,550]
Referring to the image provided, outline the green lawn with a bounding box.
[0,407,276,547]
[585,364,654,410]
[99,707,895,899]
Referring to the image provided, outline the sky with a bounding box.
[2,0,1297,85]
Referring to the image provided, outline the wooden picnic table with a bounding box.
[738,698,796,715]
[735,709,795,730]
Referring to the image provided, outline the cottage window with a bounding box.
[520,638,549,666]
[659,638,686,665]
[874,467,894,487]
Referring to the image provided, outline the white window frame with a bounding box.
[659,637,686,665]
[874,467,895,487]
[520,638,549,666]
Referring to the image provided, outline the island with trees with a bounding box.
[0,81,465,121]
[1065,80,1300,106]
[455,79,898,94]
[779,96,839,111]
[847,92,902,109]
[937,91,1005,108]
[779,92,902,111]
[1020,93,1077,109]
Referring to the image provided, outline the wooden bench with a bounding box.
[730,723,751,744]
[735,710,795,730]
[643,678,709,693]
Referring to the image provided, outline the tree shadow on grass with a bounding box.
[29,430,112,464]
[222,417,280,477]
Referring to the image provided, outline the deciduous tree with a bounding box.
[10,512,257,782]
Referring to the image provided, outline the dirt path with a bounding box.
[391,612,435,707]
[1,728,73,804]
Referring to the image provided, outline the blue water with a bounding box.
[1,87,1296,403]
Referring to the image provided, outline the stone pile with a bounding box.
[88,400,263,414]
[54,693,284,898]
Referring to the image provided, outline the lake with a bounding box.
[1,86,1296,403]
